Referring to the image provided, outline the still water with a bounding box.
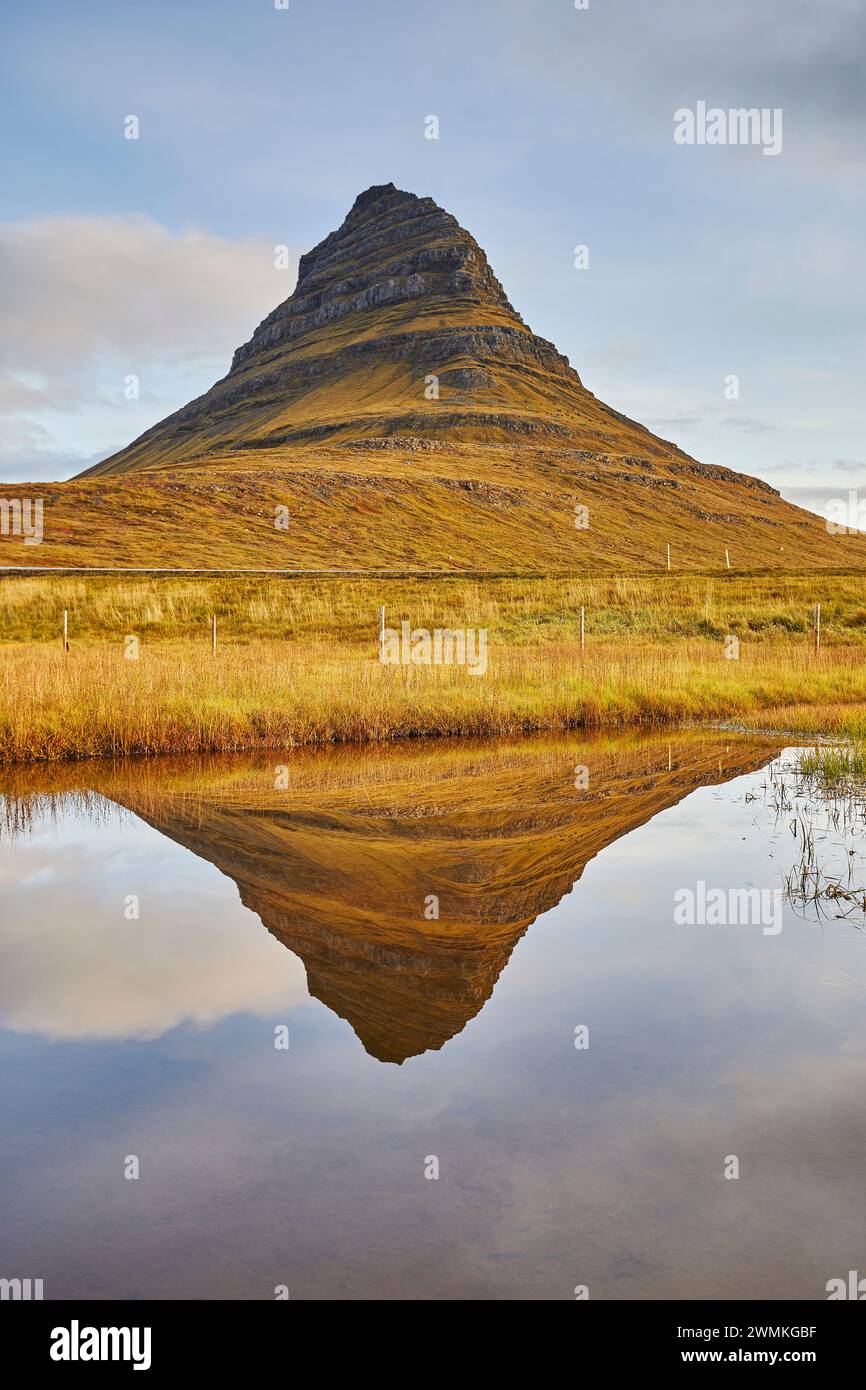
[1,733,864,1300]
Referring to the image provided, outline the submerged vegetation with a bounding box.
[759,751,866,923]
[1,571,866,762]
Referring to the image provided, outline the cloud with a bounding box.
[639,400,777,445]
[765,458,866,477]
[0,214,295,369]
[645,413,703,434]
[779,483,866,524]
[0,801,309,1040]
[719,415,777,434]
[0,417,95,482]
[829,458,866,475]
[503,0,866,175]
[0,215,297,481]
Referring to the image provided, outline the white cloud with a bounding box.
[0,215,297,481]
[0,805,309,1040]
[502,0,866,176]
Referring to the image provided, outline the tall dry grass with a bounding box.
[2,634,865,762]
[2,572,866,761]
[4,571,866,646]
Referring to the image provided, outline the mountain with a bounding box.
[80,181,687,471]
[4,182,863,570]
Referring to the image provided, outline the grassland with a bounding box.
[4,442,866,574]
[1,571,866,762]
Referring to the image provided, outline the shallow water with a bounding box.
[1,732,864,1300]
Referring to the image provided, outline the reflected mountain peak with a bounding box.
[2,734,783,1062]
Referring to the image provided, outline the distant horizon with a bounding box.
[2,0,863,526]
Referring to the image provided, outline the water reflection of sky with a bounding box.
[1,752,864,1300]
[0,808,309,1039]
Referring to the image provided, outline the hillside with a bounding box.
[2,182,862,571]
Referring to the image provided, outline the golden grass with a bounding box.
[2,572,865,762]
[5,446,866,574]
[1,636,864,763]
[4,571,866,645]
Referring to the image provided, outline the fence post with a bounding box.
[63,609,69,653]
[666,543,671,572]
[725,548,730,570]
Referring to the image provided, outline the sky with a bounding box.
[1,0,863,520]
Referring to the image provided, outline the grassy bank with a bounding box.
[5,571,866,645]
[2,572,866,761]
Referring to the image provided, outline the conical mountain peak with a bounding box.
[229,182,522,374]
[67,184,859,583]
[84,182,584,474]
[343,181,416,223]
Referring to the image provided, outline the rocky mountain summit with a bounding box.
[14,181,855,569]
[81,182,685,472]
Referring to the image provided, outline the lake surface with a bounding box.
[1,732,864,1300]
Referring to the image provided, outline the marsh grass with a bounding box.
[2,572,866,761]
[1,635,865,763]
[772,755,866,921]
[798,744,866,785]
[4,572,866,646]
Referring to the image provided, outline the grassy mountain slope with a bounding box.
[2,183,860,571]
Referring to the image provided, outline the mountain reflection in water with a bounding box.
[1,733,782,1062]
[5,731,866,1301]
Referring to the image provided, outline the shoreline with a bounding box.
[0,705,855,767]
[3,570,865,764]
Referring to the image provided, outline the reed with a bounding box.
[798,744,866,784]
[3,572,866,762]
